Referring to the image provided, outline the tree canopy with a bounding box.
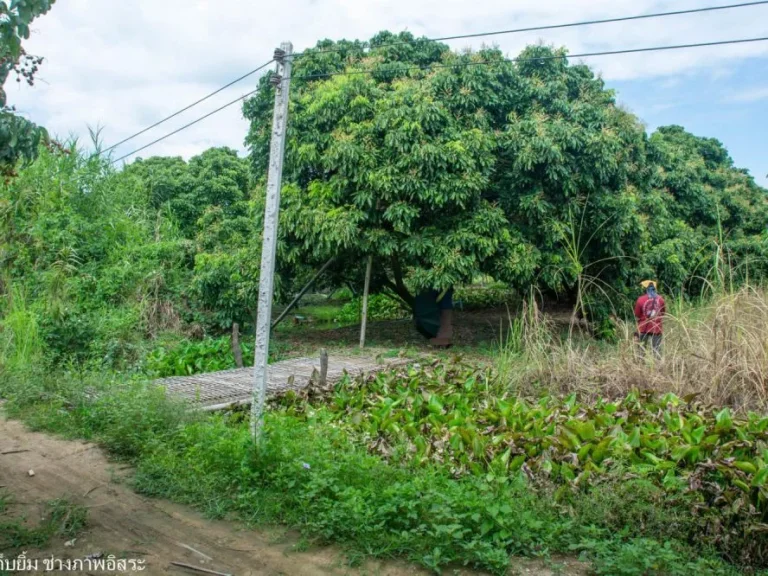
[244,33,768,316]
[1,30,766,366]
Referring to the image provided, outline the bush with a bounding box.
[145,337,247,377]
[276,361,768,566]
[334,293,409,324]
[455,283,517,310]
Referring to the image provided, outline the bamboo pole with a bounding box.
[271,257,335,330]
[360,256,373,349]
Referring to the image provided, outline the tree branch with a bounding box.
[389,255,414,307]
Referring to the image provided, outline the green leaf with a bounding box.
[752,467,768,487]
[734,461,758,475]
[715,408,733,432]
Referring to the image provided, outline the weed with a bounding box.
[0,490,11,514]
[497,286,768,413]
[1,362,752,574]
[0,497,87,552]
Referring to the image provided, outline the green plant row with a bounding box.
[145,336,253,377]
[0,366,754,574]
[274,362,768,565]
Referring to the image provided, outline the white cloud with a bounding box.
[728,86,768,102]
[7,0,768,163]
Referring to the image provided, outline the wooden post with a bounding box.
[360,256,373,349]
[231,323,243,368]
[319,349,328,388]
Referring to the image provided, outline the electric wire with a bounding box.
[292,1,768,58]
[111,86,264,165]
[103,59,274,154]
[289,36,768,83]
[110,35,768,163]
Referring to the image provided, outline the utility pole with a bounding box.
[251,42,293,441]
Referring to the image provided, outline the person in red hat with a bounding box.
[634,280,665,358]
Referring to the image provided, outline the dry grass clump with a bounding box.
[503,287,768,412]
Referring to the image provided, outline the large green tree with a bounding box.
[245,33,768,321]
[124,148,262,361]
[643,126,768,294]
[245,33,520,306]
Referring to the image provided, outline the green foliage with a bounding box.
[0,146,181,366]
[0,144,270,369]
[145,335,295,377]
[0,366,195,460]
[124,148,265,333]
[334,293,409,324]
[578,538,740,576]
[275,362,768,564]
[146,336,253,377]
[0,284,41,370]
[455,283,517,310]
[0,495,87,551]
[0,0,56,177]
[245,34,768,318]
[245,34,520,303]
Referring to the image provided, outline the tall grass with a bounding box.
[499,285,768,411]
[0,284,42,371]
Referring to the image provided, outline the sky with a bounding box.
[8,0,768,187]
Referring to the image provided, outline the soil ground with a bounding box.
[0,414,587,576]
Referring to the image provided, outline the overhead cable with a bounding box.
[111,86,263,165]
[289,36,768,82]
[103,59,274,154]
[293,1,768,58]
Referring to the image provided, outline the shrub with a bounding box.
[275,361,768,566]
[334,293,409,324]
[455,283,517,310]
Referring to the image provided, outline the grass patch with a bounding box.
[0,493,87,552]
[498,287,768,412]
[0,364,759,574]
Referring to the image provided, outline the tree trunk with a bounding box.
[231,323,244,368]
[390,255,415,307]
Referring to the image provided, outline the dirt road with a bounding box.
[0,415,586,576]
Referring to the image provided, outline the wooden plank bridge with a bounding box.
[155,355,405,411]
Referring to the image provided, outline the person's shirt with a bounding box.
[634,294,665,334]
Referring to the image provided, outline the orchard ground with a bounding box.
[0,406,587,576]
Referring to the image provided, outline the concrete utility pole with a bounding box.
[251,42,293,441]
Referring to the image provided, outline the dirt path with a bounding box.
[0,415,587,576]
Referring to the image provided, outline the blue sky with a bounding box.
[8,0,768,188]
[614,57,768,187]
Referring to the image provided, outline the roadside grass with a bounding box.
[0,364,757,575]
[0,492,88,552]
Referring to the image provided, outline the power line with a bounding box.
[111,86,263,165]
[103,59,274,155]
[293,1,768,58]
[109,35,768,164]
[290,36,768,83]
